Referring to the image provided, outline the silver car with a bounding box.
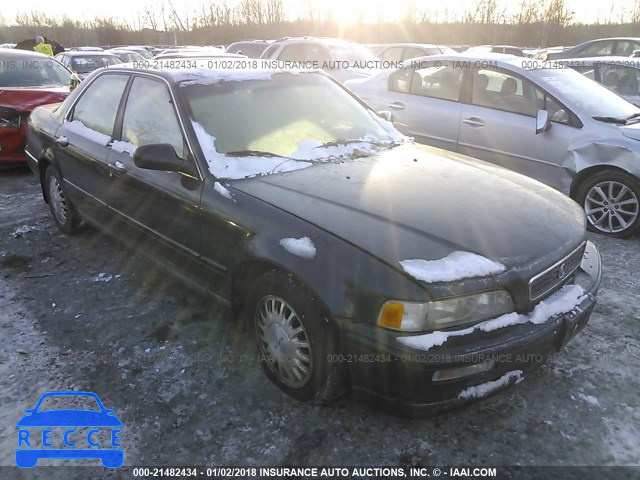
[345,54,640,237]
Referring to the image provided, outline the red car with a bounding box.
[1,49,71,166]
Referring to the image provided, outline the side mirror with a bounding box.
[378,110,393,122]
[535,109,551,135]
[133,144,194,175]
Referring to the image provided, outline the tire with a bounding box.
[246,270,346,403]
[44,164,82,235]
[575,169,640,238]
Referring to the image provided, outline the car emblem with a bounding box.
[558,263,566,279]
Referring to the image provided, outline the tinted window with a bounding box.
[582,41,614,56]
[0,55,70,87]
[409,64,463,101]
[121,77,185,157]
[598,65,640,97]
[261,44,280,59]
[279,43,329,63]
[72,74,128,136]
[615,41,640,57]
[572,65,596,80]
[70,55,122,74]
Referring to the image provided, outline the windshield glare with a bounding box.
[329,44,378,63]
[531,67,640,119]
[0,56,71,87]
[183,73,398,159]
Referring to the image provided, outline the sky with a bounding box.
[0,0,637,25]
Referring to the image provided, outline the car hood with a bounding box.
[16,410,122,427]
[231,144,586,273]
[0,86,69,111]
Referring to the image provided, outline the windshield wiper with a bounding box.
[625,112,640,122]
[592,116,627,125]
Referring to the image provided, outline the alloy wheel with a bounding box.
[584,180,639,234]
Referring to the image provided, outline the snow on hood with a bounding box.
[397,284,586,352]
[279,237,317,259]
[458,370,524,400]
[192,120,407,180]
[399,251,505,283]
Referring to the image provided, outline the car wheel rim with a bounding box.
[255,295,313,388]
[584,181,639,234]
[48,175,68,225]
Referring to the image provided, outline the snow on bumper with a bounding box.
[397,241,601,352]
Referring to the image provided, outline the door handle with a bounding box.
[108,161,127,175]
[462,117,485,127]
[56,135,69,147]
[388,101,406,111]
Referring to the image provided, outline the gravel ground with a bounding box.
[0,167,638,479]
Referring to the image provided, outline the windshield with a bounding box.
[0,55,71,87]
[70,55,122,74]
[329,44,378,63]
[112,52,143,63]
[530,67,640,119]
[181,72,404,179]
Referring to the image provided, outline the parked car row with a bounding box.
[7,33,640,412]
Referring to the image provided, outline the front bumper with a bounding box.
[338,241,601,415]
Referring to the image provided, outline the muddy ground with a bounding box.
[0,167,638,479]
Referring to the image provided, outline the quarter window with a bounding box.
[121,77,185,157]
[582,41,614,56]
[72,74,129,137]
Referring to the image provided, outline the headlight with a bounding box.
[377,290,514,332]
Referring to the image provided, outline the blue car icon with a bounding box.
[16,391,123,468]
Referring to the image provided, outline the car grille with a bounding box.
[529,242,586,301]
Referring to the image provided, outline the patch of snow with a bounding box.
[174,68,280,86]
[578,393,600,407]
[399,251,506,283]
[398,284,586,351]
[279,237,316,259]
[11,225,42,237]
[111,140,137,155]
[65,120,111,146]
[458,370,523,399]
[95,273,113,282]
[213,182,233,199]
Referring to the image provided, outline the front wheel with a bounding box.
[246,270,346,403]
[576,170,640,238]
[44,165,82,235]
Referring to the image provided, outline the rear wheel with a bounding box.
[45,165,82,235]
[576,170,640,238]
[246,270,346,403]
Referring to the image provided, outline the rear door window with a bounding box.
[71,74,129,137]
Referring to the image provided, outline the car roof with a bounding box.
[62,51,118,56]
[378,43,447,49]
[563,56,640,65]
[0,49,51,59]
[406,53,528,68]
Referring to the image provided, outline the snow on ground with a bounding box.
[279,237,316,259]
[399,251,506,283]
[111,140,137,155]
[458,370,524,400]
[11,224,42,237]
[398,284,586,351]
[578,393,601,407]
[65,120,111,146]
[213,182,233,199]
